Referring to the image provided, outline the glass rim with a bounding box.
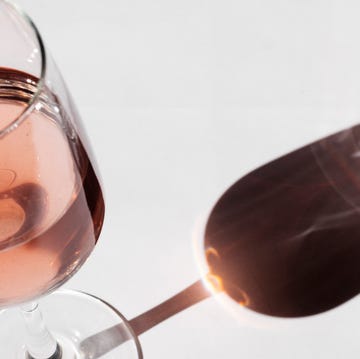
[0,0,46,138]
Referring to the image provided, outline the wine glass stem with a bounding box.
[20,302,62,359]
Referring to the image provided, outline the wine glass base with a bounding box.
[0,289,143,359]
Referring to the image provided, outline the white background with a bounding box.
[13,0,360,357]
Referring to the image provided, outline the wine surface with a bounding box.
[205,126,360,317]
[0,68,104,306]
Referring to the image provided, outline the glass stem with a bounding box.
[20,302,61,359]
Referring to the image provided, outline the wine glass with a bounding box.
[12,0,359,357]
[0,1,142,358]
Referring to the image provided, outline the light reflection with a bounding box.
[205,246,220,263]
[26,48,39,64]
[206,273,224,293]
[191,212,298,330]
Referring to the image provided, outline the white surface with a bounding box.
[12,0,360,357]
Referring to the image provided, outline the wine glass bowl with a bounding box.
[0,1,142,358]
[0,13,104,309]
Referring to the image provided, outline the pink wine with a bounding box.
[205,125,360,317]
[0,68,104,306]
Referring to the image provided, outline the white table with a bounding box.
[15,0,360,357]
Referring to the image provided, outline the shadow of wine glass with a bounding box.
[79,280,210,358]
